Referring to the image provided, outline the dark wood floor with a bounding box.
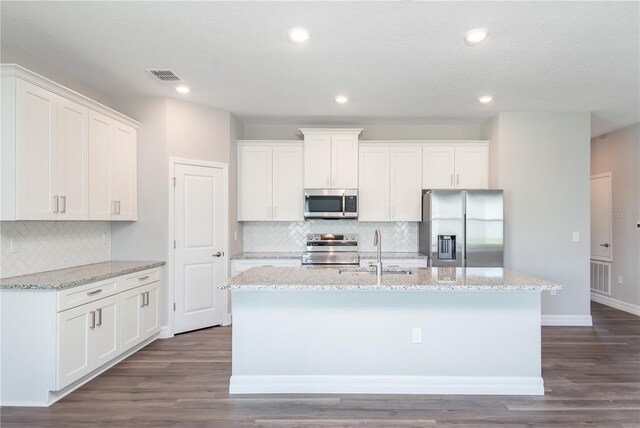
[2,302,639,427]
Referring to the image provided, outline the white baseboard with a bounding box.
[541,315,593,326]
[223,313,232,326]
[229,375,544,396]
[591,293,640,316]
[158,325,174,339]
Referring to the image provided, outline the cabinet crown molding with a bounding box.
[1,64,140,129]
[299,128,363,136]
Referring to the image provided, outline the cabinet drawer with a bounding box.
[123,268,160,291]
[57,278,119,312]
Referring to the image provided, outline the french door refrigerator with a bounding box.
[418,189,504,267]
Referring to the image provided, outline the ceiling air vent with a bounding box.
[146,69,183,82]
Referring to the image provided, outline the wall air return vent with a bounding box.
[146,69,183,82]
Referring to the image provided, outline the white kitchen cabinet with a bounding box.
[0,77,82,221]
[1,265,163,406]
[238,142,303,221]
[1,65,139,222]
[89,112,138,220]
[358,144,421,221]
[230,258,302,277]
[422,144,489,190]
[300,128,362,189]
[57,293,119,390]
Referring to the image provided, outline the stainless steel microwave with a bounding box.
[304,189,358,219]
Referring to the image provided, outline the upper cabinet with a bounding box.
[89,112,138,221]
[238,141,304,221]
[1,65,139,221]
[359,144,422,222]
[300,128,362,189]
[422,143,489,190]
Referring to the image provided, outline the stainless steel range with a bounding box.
[302,233,359,266]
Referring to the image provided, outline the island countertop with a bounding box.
[223,266,561,292]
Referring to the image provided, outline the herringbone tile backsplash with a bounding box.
[1,221,111,278]
[243,221,418,252]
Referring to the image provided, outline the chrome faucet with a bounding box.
[369,229,383,278]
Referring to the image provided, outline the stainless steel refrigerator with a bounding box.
[419,190,504,267]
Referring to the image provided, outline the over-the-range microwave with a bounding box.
[304,189,358,219]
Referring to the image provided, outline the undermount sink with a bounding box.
[339,267,412,275]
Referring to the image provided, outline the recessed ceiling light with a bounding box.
[288,27,310,44]
[335,95,349,104]
[176,85,190,94]
[478,95,493,105]
[464,28,489,46]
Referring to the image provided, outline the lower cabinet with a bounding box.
[0,266,164,405]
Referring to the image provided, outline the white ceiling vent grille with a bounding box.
[146,69,183,82]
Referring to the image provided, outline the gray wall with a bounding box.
[591,123,640,308]
[242,119,486,140]
[487,112,592,318]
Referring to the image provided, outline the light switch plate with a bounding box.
[572,232,580,242]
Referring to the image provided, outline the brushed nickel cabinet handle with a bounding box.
[138,275,150,281]
[96,308,102,326]
[140,293,145,307]
[87,289,103,296]
[52,196,59,213]
[90,311,96,329]
[111,201,116,215]
[116,200,121,215]
[145,292,150,306]
[60,196,66,214]
[456,174,460,185]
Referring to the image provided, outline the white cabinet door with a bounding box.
[304,134,332,188]
[272,145,304,221]
[358,146,390,221]
[422,146,455,190]
[16,79,56,220]
[331,135,358,188]
[57,304,92,389]
[119,287,143,352]
[390,147,422,221]
[111,122,137,220]
[88,111,112,220]
[455,146,488,189]
[238,145,273,220]
[56,97,89,220]
[93,296,119,367]
[141,282,161,338]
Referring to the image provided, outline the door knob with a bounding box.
[213,251,224,257]
[600,243,610,248]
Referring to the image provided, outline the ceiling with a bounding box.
[1,1,638,136]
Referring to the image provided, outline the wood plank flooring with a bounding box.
[2,302,639,427]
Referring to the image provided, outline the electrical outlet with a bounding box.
[618,275,623,285]
[9,238,18,253]
[234,230,238,241]
[572,232,580,242]
[412,327,422,344]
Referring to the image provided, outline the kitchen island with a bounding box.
[223,267,561,396]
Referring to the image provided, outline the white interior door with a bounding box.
[591,173,613,261]
[174,163,225,334]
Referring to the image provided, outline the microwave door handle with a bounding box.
[342,194,346,217]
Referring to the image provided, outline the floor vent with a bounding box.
[146,69,183,82]
[590,260,611,296]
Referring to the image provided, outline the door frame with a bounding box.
[590,172,613,262]
[167,158,230,337]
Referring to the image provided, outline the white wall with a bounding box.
[1,43,113,107]
[591,123,640,308]
[487,112,592,320]
[242,119,486,140]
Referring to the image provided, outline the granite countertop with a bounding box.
[223,266,562,292]
[231,252,427,260]
[0,261,166,290]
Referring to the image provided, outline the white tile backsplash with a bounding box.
[1,221,111,278]
[243,220,418,253]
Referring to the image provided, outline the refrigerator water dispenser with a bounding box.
[437,235,456,260]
